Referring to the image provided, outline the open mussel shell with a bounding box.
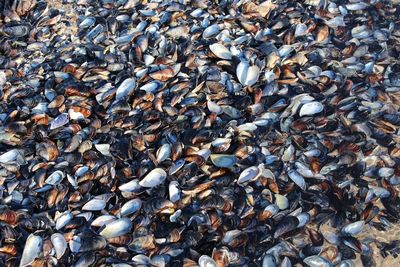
[288,170,306,190]
[0,149,25,164]
[210,154,237,168]
[79,17,95,28]
[139,168,167,188]
[51,233,67,260]
[99,218,132,239]
[303,255,333,267]
[82,198,106,211]
[207,100,223,115]
[236,61,260,87]
[91,215,116,227]
[169,181,180,203]
[50,113,69,129]
[262,254,277,267]
[296,213,311,228]
[274,216,299,238]
[341,221,365,236]
[120,199,142,216]
[94,144,112,157]
[56,212,73,230]
[210,43,232,60]
[20,234,43,267]
[275,194,289,210]
[169,159,185,175]
[116,78,136,100]
[156,143,171,163]
[45,170,65,185]
[299,101,324,117]
[69,234,107,253]
[198,255,218,267]
[119,179,141,193]
[237,166,261,184]
[203,24,220,39]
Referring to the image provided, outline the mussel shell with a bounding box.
[20,234,43,267]
[210,154,237,168]
[99,218,132,239]
[139,168,167,188]
[273,216,299,238]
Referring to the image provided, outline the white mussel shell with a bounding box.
[95,144,112,156]
[346,3,368,10]
[140,81,163,93]
[295,23,308,37]
[68,108,85,120]
[288,170,306,190]
[169,159,185,176]
[222,229,241,244]
[262,254,276,267]
[0,149,24,164]
[50,113,69,130]
[378,167,394,178]
[296,212,311,228]
[120,199,142,216]
[51,233,67,259]
[341,221,365,236]
[20,234,43,267]
[207,100,223,114]
[211,138,231,148]
[45,170,65,185]
[299,101,324,117]
[237,122,257,132]
[203,24,220,38]
[156,144,171,163]
[210,154,237,168]
[79,17,95,28]
[237,166,261,184]
[198,255,217,267]
[139,168,167,188]
[56,211,73,230]
[303,255,333,267]
[91,215,116,227]
[99,218,132,239]
[222,105,241,118]
[236,61,260,86]
[209,43,232,59]
[275,194,289,210]
[169,181,180,203]
[119,179,141,192]
[82,198,106,211]
[196,149,211,161]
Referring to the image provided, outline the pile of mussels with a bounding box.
[1,0,400,266]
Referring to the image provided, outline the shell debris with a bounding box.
[0,0,399,266]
